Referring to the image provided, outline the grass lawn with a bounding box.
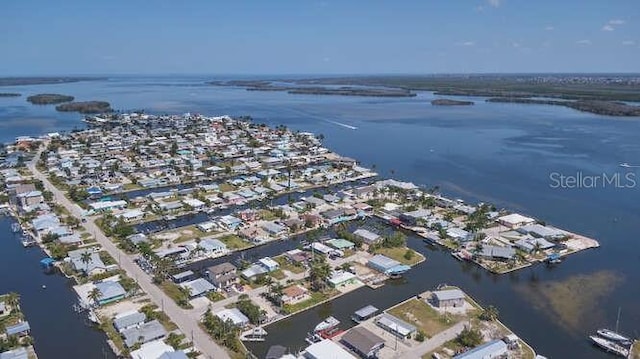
[160,281,193,309]
[219,183,235,192]
[219,234,251,250]
[375,247,424,266]
[269,269,286,280]
[98,316,126,354]
[282,289,337,314]
[260,209,277,221]
[122,183,142,191]
[140,304,178,331]
[388,298,459,337]
[206,291,225,302]
[273,255,306,274]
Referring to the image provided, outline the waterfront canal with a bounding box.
[0,216,116,359]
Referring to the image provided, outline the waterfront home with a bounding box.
[367,255,403,275]
[127,233,149,245]
[241,257,279,280]
[197,238,228,256]
[216,308,249,327]
[89,200,127,213]
[118,209,145,222]
[197,221,217,232]
[205,262,238,291]
[281,285,310,305]
[284,249,311,266]
[309,242,336,256]
[328,270,359,288]
[453,339,508,359]
[261,221,288,236]
[517,224,566,240]
[353,229,381,245]
[58,233,82,245]
[31,213,61,232]
[431,289,466,308]
[0,301,5,316]
[375,313,416,339]
[122,319,167,348]
[0,347,28,359]
[171,270,195,284]
[477,245,517,261]
[95,281,127,305]
[399,209,432,226]
[67,249,110,276]
[497,213,536,229]
[15,190,44,210]
[514,238,556,253]
[258,257,280,272]
[113,310,147,332]
[326,238,355,251]
[182,198,205,210]
[217,215,243,231]
[158,201,183,213]
[341,326,385,359]
[447,227,473,242]
[130,339,179,359]
[180,278,215,298]
[302,339,357,359]
[5,321,30,337]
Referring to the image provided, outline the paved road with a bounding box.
[28,152,230,359]
[398,321,466,359]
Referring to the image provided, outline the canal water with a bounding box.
[1,75,639,358]
[0,216,116,359]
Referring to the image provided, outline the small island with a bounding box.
[27,93,74,105]
[487,97,640,116]
[0,93,21,97]
[55,101,112,114]
[209,80,417,97]
[431,98,474,106]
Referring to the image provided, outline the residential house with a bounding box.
[180,278,215,298]
[281,285,310,305]
[206,262,238,291]
[122,320,167,348]
[353,229,381,245]
[113,311,147,332]
[452,339,508,359]
[431,289,466,308]
[95,281,127,305]
[341,327,385,359]
[216,308,249,327]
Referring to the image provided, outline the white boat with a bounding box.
[313,316,340,332]
[620,163,631,168]
[590,335,629,357]
[597,329,632,344]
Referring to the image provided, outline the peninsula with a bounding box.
[209,80,417,97]
[0,76,106,86]
[27,93,74,105]
[487,97,640,116]
[0,93,21,97]
[0,111,602,359]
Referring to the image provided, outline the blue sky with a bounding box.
[1,0,639,75]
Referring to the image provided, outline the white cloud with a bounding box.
[487,0,501,8]
[609,19,625,25]
[622,40,636,46]
[545,26,554,31]
[512,42,521,48]
[576,39,592,45]
[602,24,615,31]
[459,41,476,46]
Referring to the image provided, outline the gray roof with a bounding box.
[354,305,378,319]
[453,339,508,359]
[341,327,385,355]
[368,254,401,271]
[376,313,416,337]
[5,321,30,336]
[122,319,167,347]
[70,251,106,273]
[95,281,126,301]
[181,278,215,297]
[0,347,28,359]
[479,245,516,259]
[433,289,466,302]
[353,229,380,243]
[113,311,147,332]
[158,352,189,359]
[207,262,236,275]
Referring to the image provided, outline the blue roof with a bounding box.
[40,257,55,265]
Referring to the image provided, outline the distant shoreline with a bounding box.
[0,76,106,87]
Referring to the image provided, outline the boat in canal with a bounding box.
[11,222,21,233]
[21,235,37,247]
[305,316,343,344]
[351,305,379,323]
[589,335,630,357]
[596,329,632,344]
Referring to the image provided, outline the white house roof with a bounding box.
[303,339,357,359]
[216,308,249,326]
[433,289,466,301]
[130,339,174,359]
[498,213,535,226]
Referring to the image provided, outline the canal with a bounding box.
[0,216,116,359]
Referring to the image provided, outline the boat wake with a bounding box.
[325,120,357,130]
[619,162,640,168]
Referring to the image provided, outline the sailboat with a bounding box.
[589,336,630,357]
[596,307,632,345]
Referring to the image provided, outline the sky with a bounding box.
[1,0,639,75]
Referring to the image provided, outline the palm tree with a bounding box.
[6,292,20,308]
[88,288,102,306]
[309,258,331,292]
[80,251,92,274]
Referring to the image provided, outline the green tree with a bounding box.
[309,257,331,292]
[456,326,483,347]
[80,251,92,274]
[479,305,499,321]
[88,288,102,306]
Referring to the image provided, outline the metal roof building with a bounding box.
[302,339,357,359]
[453,339,508,359]
[375,313,416,338]
[341,326,385,358]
